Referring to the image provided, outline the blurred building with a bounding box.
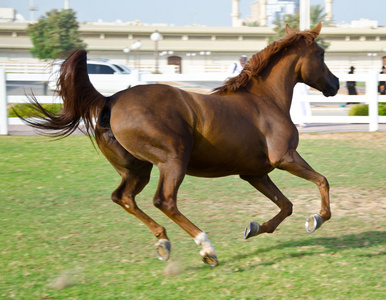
[232,0,333,28]
[0,20,385,74]
[244,0,299,27]
[0,8,25,22]
[0,0,385,74]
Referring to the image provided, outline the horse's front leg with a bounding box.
[240,174,293,238]
[274,149,331,233]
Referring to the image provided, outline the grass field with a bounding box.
[1,132,385,299]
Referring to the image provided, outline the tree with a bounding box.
[245,21,260,27]
[310,5,329,27]
[269,13,299,43]
[27,9,86,60]
[269,5,331,49]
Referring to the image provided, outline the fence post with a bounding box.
[367,70,379,132]
[0,68,7,135]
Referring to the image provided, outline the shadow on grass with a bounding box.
[231,230,385,263]
[168,231,385,273]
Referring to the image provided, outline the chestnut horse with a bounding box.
[17,23,339,267]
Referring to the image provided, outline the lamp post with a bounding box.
[123,47,130,65]
[131,40,142,69]
[150,31,163,73]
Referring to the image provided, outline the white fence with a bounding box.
[0,69,385,135]
[0,62,52,74]
[0,61,377,76]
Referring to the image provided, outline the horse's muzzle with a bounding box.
[323,76,339,97]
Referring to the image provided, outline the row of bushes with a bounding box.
[348,103,386,116]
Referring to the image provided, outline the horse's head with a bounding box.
[290,22,339,97]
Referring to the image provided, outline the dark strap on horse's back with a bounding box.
[233,63,237,73]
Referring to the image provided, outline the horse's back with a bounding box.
[110,84,195,127]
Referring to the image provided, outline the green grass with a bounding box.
[1,133,385,299]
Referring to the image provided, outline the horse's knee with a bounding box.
[154,198,174,212]
[153,194,173,210]
[318,176,330,191]
[153,196,163,209]
[286,202,293,217]
[153,196,179,217]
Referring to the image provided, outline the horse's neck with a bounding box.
[252,55,299,113]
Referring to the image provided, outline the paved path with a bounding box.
[298,123,386,133]
[7,123,386,136]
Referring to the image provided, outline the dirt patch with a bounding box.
[189,186,385,222]
[299,132,386,148]
[300,132,385,140]
[287,186,386,219]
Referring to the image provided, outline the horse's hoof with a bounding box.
[155,239,171,261]
[200,248,218,267]
[202,253,219,267]
[244,221,260,239]
[305,214,323,233]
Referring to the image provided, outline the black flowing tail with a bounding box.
[14,49,106,138]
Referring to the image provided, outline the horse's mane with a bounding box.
[214,29,319,94]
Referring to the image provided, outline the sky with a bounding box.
[1,0,385,26]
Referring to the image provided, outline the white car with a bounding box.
[48,59,144,96]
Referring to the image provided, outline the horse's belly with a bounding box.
[186,150,273,178]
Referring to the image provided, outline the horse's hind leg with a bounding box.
[240,174,293,238]
[154,161,218,267]
[96,129,171,261]
[112,165,171,261]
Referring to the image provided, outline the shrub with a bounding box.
[348,103,386,116]
[348,104,368,116]
[8,103,62,118]
[379,103,386,116]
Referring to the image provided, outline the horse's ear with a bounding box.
[311,21,322,37]
[285,24,296,35]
